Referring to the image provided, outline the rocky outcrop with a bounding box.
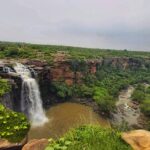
[122,130,150,150]
[0,138,27,150]
[0,93,13,110]
[22,139,48,150]
[0,77,22,112]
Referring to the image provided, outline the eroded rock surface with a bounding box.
[22,139,48,150]
[0,138,27,150]
[122,130,150,150]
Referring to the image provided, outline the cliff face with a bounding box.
[0,93,13,109]
[0,73,22,112]
[0,57,150,109]
[49,57,149,86]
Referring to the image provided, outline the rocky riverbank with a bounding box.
[112,86,147,128]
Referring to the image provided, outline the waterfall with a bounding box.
[14,63,48,127]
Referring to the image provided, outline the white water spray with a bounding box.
[14,63,48,127]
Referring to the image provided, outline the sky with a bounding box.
[0,0,150,51]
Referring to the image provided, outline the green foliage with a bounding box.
[50,67,150,115]
[51,82,73,99]
[131,84,150,117]
[75,84,93,98]
[93,87,115,113]
[131,90,145,102]
[0,104,30,142]
[141,98,150,116]
[1,41,150,119]
[45,138,72,150]
[0,78,11,96]
[4,47,19,57]
[1,41,150,61]
[45,125,131,150]
[83,74,97,85]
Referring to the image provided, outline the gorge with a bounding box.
[1,43,150,150]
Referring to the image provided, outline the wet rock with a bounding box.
[0,92,13,109]
[128,102,139,110]
[122,130,150,150]
[22,139,48,150]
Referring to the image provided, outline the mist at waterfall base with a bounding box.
[14,63,48,127]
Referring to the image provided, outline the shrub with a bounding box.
[51,82,73,99]
[0,78,11,96]
[4,48,19,57]
[78,84,93,98]
[140,96,150,116]
[93,87,115,114]
[131,90,145,102]
[0,104,30,142]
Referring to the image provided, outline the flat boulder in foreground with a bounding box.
[122,130,150,150]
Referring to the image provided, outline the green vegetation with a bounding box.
[1,41,150,148]
[51,82,73,99]
[51,66,150,115]
[131,84,150,117]
[45,125,131,150]
[92,87,115,113]
[0,104,30,142]
[131,84,146,102]
[1,41,150,62]
[0,78,11,96]
[0,77,29,142]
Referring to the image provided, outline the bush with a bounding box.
[83,74,97,85]
[131,90,145,102]
[78,84,93,98]
[51,82,73,99]
[93,87,115,114]
[141,101,150,116]
[45,125,131,150]
[4,48,19,57]
[0,78,11,96]
[131,84,150,117]
[0,104,30,142]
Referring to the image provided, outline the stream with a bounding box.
[28,102,110,140]
[112,86,141,127]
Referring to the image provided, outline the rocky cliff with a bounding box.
[0,57,150,109]
[24,57,150,86]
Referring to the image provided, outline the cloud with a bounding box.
[0,0,150,51]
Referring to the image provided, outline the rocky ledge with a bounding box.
[22,139,48,150]
[122,130,150,150]
[0,137,27,150]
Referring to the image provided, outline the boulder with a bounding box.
[0,137,27,150]
[122,130,150,150]
[22,139,48,150]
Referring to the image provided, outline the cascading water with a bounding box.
[14,63,48,127]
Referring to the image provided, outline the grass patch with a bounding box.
[45,125,131,150]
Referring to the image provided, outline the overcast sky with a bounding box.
[0,0,150,51]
